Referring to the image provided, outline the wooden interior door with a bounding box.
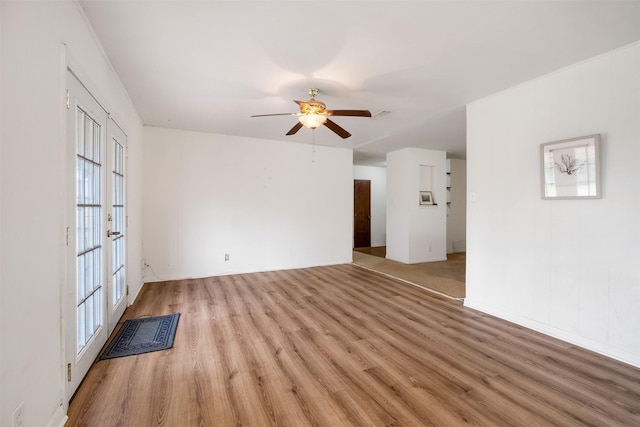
[354,180,371,248]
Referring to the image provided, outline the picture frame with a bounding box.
[541,134,601,199]
[419,190,434,205]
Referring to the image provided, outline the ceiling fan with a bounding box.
[251,88,371,139]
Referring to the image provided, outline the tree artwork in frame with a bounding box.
[419,191,434,205]
[541,134,601,199]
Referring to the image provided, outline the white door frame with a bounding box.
[64,69,128,402]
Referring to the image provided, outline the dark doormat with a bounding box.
[99,313,180,360]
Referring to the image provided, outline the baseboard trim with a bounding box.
[142,259,354,284]
[46,405,67,427]
[464,298,640,369]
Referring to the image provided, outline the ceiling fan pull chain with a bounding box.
[311,128,316,163]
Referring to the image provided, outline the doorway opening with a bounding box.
[353,179,371,248]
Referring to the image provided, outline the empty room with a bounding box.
[1,1,640,426]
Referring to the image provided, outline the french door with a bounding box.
[107,119,127,333]
[65,71,127,400]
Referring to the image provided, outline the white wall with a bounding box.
[142,126,353,281]
[353,165,387,247]
[0,2,143,426]
[466,42,640,367]
[446,159,467,253]
[386,148,447,264]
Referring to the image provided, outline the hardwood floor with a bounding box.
[66,264,640,426]
[353,246,387,258]
[353,250,466,298]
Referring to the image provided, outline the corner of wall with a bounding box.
[466,42,640,367]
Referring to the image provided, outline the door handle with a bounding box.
[107,230,121,237]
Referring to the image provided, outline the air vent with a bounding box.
[372,110,391,119]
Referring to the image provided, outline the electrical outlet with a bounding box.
[13,402,24,427]
[224,253,230,262]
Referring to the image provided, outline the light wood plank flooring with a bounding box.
[353,250,466,298]
[66,264,640,426]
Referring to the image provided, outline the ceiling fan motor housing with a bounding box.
[300,100,327,115]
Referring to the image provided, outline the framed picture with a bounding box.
[541,134,601,199]
[419,191,434,205]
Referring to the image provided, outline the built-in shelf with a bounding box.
[446,160,452,215]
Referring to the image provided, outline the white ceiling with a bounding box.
[80,1,640,165]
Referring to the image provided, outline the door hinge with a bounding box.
[66,227,70,246]
[67,363,72,382]
[66,90,70,109]
[126,285,129,296]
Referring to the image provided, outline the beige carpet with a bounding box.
[352,250,466,299]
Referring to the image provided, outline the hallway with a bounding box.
[353,248,465,299]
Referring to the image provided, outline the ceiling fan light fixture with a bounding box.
[298,114,327,129]
[252,88,370,138]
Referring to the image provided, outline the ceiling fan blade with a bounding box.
[323,119,351,139]
[326,109,372,117]
[286,122,304,136]
[251,113,297,117]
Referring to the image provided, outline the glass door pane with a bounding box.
[111,138,125,308]
[76,108,103,354]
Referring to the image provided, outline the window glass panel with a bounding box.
[76,110,85,156]
[76,161,84,204]
[83,161,91,205]
[76,206,83,253]
[95,248,101,289]
[85,294,93,344]
[83,207,91,250]
[77,306,85,352]
[77,254,85,302]
[114,268,124,304]
[94,290,101,333]
[94,125,101,163]
[114,207,121,233]
[75,107,103,353]
[94,206,101,249]
[111,138,126,309]
[85,117,93,161]
[94,163,101,203]
[85,252,93,299]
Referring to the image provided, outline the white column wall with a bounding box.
[446,159,467,253]
[386,148,447,264]
[353,165,387,247]
[466,42,640,367]
[142,126,353,281]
